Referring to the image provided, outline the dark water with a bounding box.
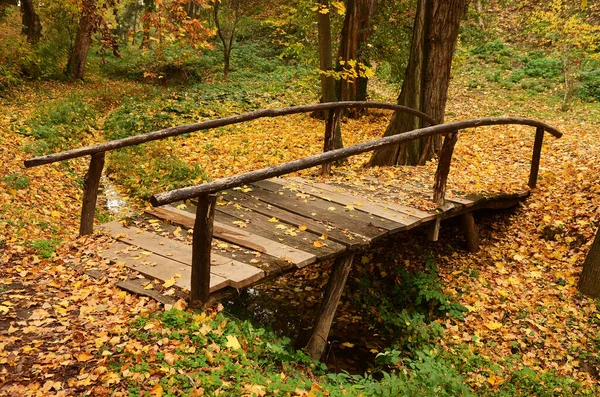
[223,284,389,374]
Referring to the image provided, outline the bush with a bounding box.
[579,69,600,101]
[16,95,97,155]
[3,173,31,190]
[0,7,39,92]
[469,40,513,65]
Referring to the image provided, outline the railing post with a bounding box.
[528,127,544,189]
[79,152,105,236]
[432,131,458,207]
[321,108,340,175]
[190,193,217,308]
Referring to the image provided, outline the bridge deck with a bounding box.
[100,176,528,299]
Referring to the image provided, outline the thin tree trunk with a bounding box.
[337,0,377,117]
[131,5,138,45]
[368,0,468,166]
[66,0,98,80]
[578,230,600,298]
[20,0,42,45]
[318,0,343,149]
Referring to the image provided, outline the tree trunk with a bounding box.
[318,0,343,149]
[368,0,468,166]
[578,230,600,298]
[20,0,42,45]
[66,0,98,80]
[212,0,240,80]
[337,0,377,117]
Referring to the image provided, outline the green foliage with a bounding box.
[520,51,562,79]
[469,39,513,66]
[579,68,600,101]
[0,7,39,91]
[16,95,97,155]
[30,239,59,259]
[3,173,31,190]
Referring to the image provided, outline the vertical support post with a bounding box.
[461,212,480,252]
[79,152,105,236]
[528,127,544,189]
[190,193,217,309]
[432,131,458,207]
[306,252,355,360]
[321,108,339,175]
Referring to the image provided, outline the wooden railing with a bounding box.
[24,102,435,236]
[24,102,562,307]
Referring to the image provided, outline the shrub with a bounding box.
[17,95,97,155]
[579,69,600,101]
[3,173,31,190]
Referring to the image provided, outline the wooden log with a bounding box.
[321,108,340,175]
[461,212,480,252]
[305,252,355,360]
[24,102,437,168]
[428,216,441,242]
[190,194,217,308]
[432,132,458,206]
[151,117,562,206]
[79,152,105,236]
[528,127,544,189]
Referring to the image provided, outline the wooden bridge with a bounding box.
[24,101,562,359]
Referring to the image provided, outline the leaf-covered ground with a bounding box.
[2,59,600,395]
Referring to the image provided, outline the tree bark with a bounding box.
[578,230,600,298]
[20,0,41,45]
[66,0,98,80]
[337,0,377,117]
[317,0,343,149]
[368,0,468,166]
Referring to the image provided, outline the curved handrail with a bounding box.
[24,101,436,168]
[150,116,562,206]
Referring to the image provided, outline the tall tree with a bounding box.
[368,0,468,166]
[337,0,377,116]
[578,230,600,298]
[20,0,42,44]
[66,0,100,80]
[317,0,343,149]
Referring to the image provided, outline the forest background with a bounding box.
[1,0,600,396]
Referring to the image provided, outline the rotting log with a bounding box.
[79,152,105,236]
[529,126,544,189]
[190,194,217,308]
[461,212,479,252]
[24,102,437,168]
[321,108,340,175]
[306,252,355,360]
[433,131,458,206]
[151,118,562,206]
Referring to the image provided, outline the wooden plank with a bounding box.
[270,178,423,227]
[116,278,179,306]
[255,179,406,232]
[220,190,368,249]
[447,196,475,207]
[286,177,435,222]
[103,242,229,293]
[215,206,346,261]
[242,185,389,241]
[148,205,317,267]
[100,222,265,289]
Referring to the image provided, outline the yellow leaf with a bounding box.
[149,383,164,397]
[176,203,187,210]
[143,282,154,290]
[163,277,176,288]
[77,352,94,362]
[298,225,308,231]
[484,321,503,331]
[225,335,241,350]
[51,211,60,218]
[313,240,324,248]
[268,217,279,223]
[276,224,288,229]
[344,205,355,210]
[327,206,336,211]
[341,342,355,348]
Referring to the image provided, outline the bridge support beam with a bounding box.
[461,211,480,252]
[190,193,217,309]
[306,252,355,361]
[80,152,105,236]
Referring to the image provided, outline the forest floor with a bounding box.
[1,50,600,396]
